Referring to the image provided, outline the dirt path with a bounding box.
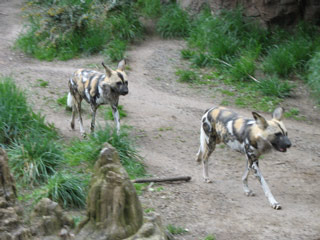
[1,1,320,239]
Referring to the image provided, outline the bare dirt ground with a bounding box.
[1,0,320,239]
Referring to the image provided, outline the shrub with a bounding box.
[16,0,143,61]
[307,51,320,104]
[156,3,190,38]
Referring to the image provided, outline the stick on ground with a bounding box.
[132,176,191,183]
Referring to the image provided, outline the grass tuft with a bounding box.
[156,3,190,38]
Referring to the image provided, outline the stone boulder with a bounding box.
[178,0,320,27]
[77,143,169,240]
[77,143,144,240]
[0,148,32,240]
[30,198,74,238]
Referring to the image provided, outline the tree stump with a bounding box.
[0,148,32,240]
[77,143,143,240]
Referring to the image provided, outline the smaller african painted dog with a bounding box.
[67,60,128,136]
[196,107,291,209]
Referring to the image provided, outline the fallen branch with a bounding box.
[132,176,191,183]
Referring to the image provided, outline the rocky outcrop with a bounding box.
[178,0,320,27]
[30,198,74,238]
[0,148,32,240]
[77,143,168,240]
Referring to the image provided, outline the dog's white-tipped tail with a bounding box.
[67,92,73,108]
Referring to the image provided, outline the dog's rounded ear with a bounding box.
[272,107,284,121]
[102,62,112,77]
[252,112,268,130]
[117,59,126,71]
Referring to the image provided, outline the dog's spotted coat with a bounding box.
[67,60,128,136]
[196,106,291,209]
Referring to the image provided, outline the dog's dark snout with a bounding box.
[285,138,291,148]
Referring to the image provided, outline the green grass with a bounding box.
[136,0,162,18]
[203,235,216,240]
[64,124,146,179]
[256,76,294,98]
[37,79,49,87]
[175,69,199,83]
[156,3,190,38]
[0,77,58,145]
[307,51,320,104]
[166,224,188,235]
[105,105,127,121]
[8,132,63,186]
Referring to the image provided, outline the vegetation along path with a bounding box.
[1,0,320,239]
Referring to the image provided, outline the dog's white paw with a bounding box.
[204,178,213,183]
[245,190,255,197]
[271,202,282,210]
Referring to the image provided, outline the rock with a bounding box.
[77,143,169,240]
[0,148,32,240]
[178,0,320,27]
[30,198,74,237]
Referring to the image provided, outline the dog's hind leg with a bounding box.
[252,161,281,210]
[197,121,215,183]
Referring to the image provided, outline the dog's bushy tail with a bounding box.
[67,92,73,108]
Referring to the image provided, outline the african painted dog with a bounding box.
[196,107,291,209]
[67,60,128,136]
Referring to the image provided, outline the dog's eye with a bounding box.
[275,132,282,137]
[116,82,122,86]
[125,81,128,85]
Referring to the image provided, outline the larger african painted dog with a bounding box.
[67,60,128,136]
[196,107,291,209]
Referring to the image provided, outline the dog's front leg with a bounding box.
[112,105,120,134]
[242,158,255,196]
[252,161,281,210]
[90,105,97,133]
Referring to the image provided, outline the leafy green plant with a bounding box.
[166,224,188,235]
[180,49,195,60]
[156,3,190,38]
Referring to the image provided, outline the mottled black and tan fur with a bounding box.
[67,60,128,136]
[196,106,291,209]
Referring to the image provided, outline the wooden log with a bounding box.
[132,176,191,183]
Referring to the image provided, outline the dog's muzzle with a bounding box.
[272,136,291,152]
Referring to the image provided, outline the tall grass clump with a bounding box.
[16,0,143,61]
[64,124,145,179]
[46,172,88,208]
[0,77,58,145]
[8,132,63,185]
[306,51,320,104]
[256,76,294,98]
[156,3,190,38]
[136,0,162,18]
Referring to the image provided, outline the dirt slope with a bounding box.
[1,1,320,239]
